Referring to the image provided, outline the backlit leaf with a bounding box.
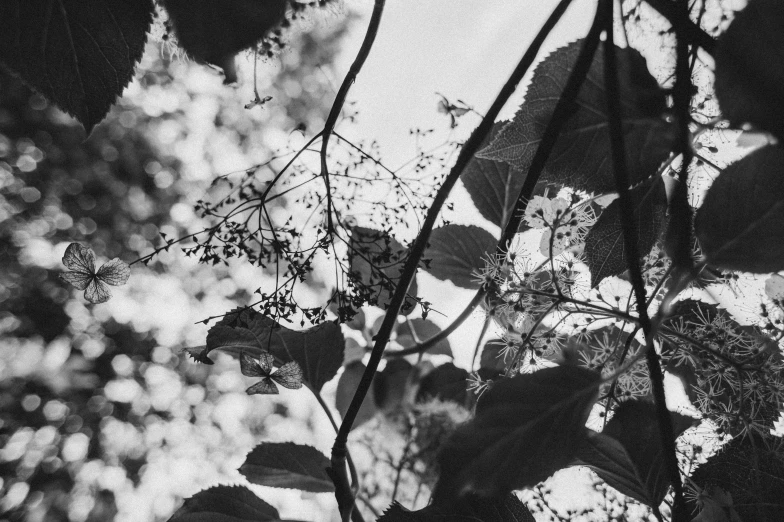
[585,176,667,288]
[478,40,673,194]
[432,366,600,501]
[695,145,784,273]
[0,0,155,133]
[167,485,280,521]
[239,442,334,493]
[397,318,452,357]
[335,361,377,429]
[423,225,497,289]
[379,493,535,522]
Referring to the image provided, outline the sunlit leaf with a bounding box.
[584,176,667,288]
[239,442,334,493]
[335,361,377,429]
[714,0,784,140]
[348,227,418,315]
[478,40,673,194]
[379,493,535,521]
[396,318,452,357]
[432,366,600,501]
[695,146,784,273]
[0,0,155,133]
[422,225,497,289]
[167,485,280,521]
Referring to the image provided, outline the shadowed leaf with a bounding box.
[432,366,600,502]
[478,40,673,194]
[379,493,535,521]
[397,318,452,357]
[695,145,784,273]
[585,176,667,288]
[239,442,334,493]
[335,361,377,429]
[416,363,471,407]
[0,0,155,133]
[167,485,280,521]
[423,225,497,289]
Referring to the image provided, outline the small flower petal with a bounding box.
[83,278,111,304]
[271,361,303,390]
[246,377,279,395]
[60,271,94,290]
[96,258,130,286]
[240,351,268,378]
[62,243,96,274]
[257,351,274,374]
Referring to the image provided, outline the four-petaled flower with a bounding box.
[240,351,303,395]
[60,243,130,304]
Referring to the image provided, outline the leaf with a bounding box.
[397,318,452,357]
[335,361,377,429]
[765,274,784,301]
[416,363,471,407]
[584,176,667,288]
[167,485,280,521]
[461,122,532,228]
[596,401,695,506]
[200,308,344,392]
[239,442,334,493]
[348,227,418,315]
[0,0,155,133]
[432,365,600,502]
[478,40,673,194]
[378,493,535,522]
[695,145,784,273]
[423,225,497,289]
[373,358,413,414]
[714,0,784,140]
[687,435,784,521]
[479,339,508,374]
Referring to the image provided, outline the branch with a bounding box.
[320,0,386,235]
[644,0,716,55]
[328,0,578,517]
[601,0,686,518]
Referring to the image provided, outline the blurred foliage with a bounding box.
[0,14,352,522]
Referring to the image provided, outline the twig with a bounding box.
[601,0,687,518]
[644,0,716,55]
[328,0,577,517]
[320,0,386,235]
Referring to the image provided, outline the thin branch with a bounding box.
[329,0,578,516]
[320,0,386,235]
[601,1,687,518]
[644,0,716,55]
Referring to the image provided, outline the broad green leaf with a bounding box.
[348,227,418,315]
[599,401,695,506]
[432,366,600,501]
[423,225,496,289]
[335,361,377,429]
[714,0,784,140]
[378,493,535,521]
[167,485,279,521]
[687,435,784,521]
[397,318,452,357]
[695,146,784,273]
[416,363,471,407]
[478,40,673,194]
[584,176,667,288]
[197,308,344,392]
[239,442,334,493]
[460,122,529,228]
[0,0,155,133]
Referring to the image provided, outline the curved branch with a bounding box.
[320,0,386,235]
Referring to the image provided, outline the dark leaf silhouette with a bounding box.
[695,145,784,273]
[0,0,155,133]
[479,40,673,194]
[60,243,130,304]
[239,442,334,493]
[335,361,377,429]
[480,339,508,374]
[349,226,418,315]
[197,308,343,392]
[687,435,784,522]
[416,363,471,407]
[584,176,667,288]
[373,358,413,414]
[167,485,280,521]
[423,225,497,289]
[379,493,535,521]
[714,0,784,140]
[432,366,600,502]
[396,318,452,357]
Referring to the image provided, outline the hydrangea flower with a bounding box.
[59,243,130,304]
[240,351,303,395]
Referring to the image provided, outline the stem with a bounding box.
[601,1,687,518]
[644,0,716,55]
[320,0,386,235]
[329,0,577,516]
